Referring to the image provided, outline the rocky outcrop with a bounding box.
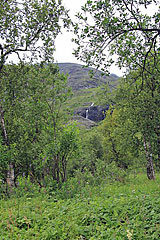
[74,105,109,122]
[74,107,86,118]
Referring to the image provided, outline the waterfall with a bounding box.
[86,109,89,119]
[86,103,94,119]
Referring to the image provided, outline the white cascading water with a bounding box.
[91,102,94,107]
[86,109,89,119]
[86,103,94,119]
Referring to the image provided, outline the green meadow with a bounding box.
[1,174,160,240]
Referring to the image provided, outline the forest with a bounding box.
[0,0,160,239]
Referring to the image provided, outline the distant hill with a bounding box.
[57,63,119,91]
[56,63,119,127]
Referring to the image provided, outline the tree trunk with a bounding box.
[52,155,60,183]
[0,105,8,144]
[144,139,155,180]
[61,156,67,183]
[0,105,15,186]
[6,164,15,187]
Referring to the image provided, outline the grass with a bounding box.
[64,87,101,111]
[0,174,160,239]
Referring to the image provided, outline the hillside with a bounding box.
[57,63,119,91]
[57,63,119,127]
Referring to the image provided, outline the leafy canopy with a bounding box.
[0,0,70,71]
[73,0,160,74]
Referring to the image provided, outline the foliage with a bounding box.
[0,0,70,70]
[44,121,81,184]
[0,63,74,186]
[117,74,160,156]
[1,174,160,239]
[0,0,74,192]
[67,128,105,178]
[96,51,160,179]
[1,4,160,237]
[98,107,145,169]
[71,0,160,180]
[73,0,160,74]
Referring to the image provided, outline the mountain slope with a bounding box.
[56,63,119,127]
[57,62,119,91]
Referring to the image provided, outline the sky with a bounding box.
[54,0,125,76]
[7,0,159,77]
[54,0,124,76]
[54,0,159,76]
[54,0,87,68]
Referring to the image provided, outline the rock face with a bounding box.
[74,105,109,122]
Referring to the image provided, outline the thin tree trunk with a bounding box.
[0,105,15,186]
[0,106,8,144]
[6,164,15,187]
[144,139,155,180]
[61,156,67,183]
[108,131,119,163]
[52,155,60,183]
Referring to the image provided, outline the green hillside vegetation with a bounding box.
[58,63,119,117]
[65,87,100,110]
[0,0,160,239]
[0,47,159,240]
[1,174,160,239]
[0,55,159,240]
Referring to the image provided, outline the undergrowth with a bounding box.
[0,174,160,239]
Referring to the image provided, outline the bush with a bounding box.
[95,161,127,183]
[14,176,39,198]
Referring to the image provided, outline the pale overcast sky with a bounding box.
[54,0,86,66]
[54,0,125,76]
[54,0,159,76]
[8,0,158,76]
